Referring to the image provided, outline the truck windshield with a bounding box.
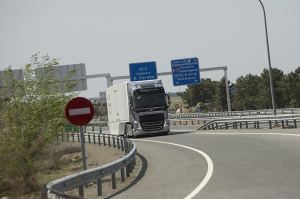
[133,88,167,110]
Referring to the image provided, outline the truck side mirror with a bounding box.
[166,94,171,108]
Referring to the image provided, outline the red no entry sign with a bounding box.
[65,97,95,126]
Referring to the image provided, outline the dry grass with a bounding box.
[2,140,141,199]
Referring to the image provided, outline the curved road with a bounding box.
[114,128,300,199]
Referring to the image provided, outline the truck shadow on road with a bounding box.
[105,153,148,199]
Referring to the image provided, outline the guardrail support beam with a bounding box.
[97,179,102,196]
[112,173,116,189]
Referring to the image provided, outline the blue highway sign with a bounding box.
[129,61,157,81]
[171,57,200,86]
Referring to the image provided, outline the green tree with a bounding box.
[215,77,232,111]
[0,54,76,195]
[232,74,263,110]
[181,78,220,111]
[260,68,285,108]
[284,67,300,107]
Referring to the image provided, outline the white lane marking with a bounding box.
[69,107,91,116]
[193,132,300,137]
[134,139,214,199]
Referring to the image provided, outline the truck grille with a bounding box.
[140,113,164,131]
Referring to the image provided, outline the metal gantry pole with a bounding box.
[258,0,276,115]
[224,67,232,111]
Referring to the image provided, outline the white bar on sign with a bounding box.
[69,107,91,116]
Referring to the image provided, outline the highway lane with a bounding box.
[114,128,300,199]
[113,139,209,199]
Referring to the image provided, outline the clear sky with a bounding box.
[1,0,299,98]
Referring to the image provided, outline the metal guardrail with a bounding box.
[169,108,300,119]
[198,114,300,130]
[46,133,137,199]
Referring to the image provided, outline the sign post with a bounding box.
[65,97,94,197]
[65,97,95,170]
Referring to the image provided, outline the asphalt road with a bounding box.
[113,128,300,199]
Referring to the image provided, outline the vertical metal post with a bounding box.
[80,126,87,170]
[111,173,116,189]
[121,168,125,182]
[97,179,102,196]
[258,0,276,115]
[106,75,113,87]
[79,186,84,197]
[224,68,232,112]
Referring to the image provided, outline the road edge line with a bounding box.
[134,139,214,199]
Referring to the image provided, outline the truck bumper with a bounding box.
[134,126,170,136]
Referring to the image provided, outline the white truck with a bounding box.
[106,79,170,137]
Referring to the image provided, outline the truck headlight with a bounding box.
[164,119,170,127]
[133,121,142,130]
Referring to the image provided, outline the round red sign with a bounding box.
[65,97,95,126]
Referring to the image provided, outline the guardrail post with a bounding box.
[126,165,131,177]
[121,140,124,151]
[257,121,260,129]
[121,167,125,182]
[246,122,248,129]
[225,122,228,129]
[216,123,219,130]
[97,179,102,196]
[72,133,75,142]
[98,134,101,145]
[112,173,116,189]
[125,142,129,154]
[77,133,80,142]
[239,122,242,129]
[117,138,120,149]
[108,136,111,147]
[79,185,84,197]
[103,135,106,146]
[99,126,102,134]
[282,120,285,129]
[294,119,297,128]
[254,121,257,129]
[113,136,116,148]
[92,126,94,132]
[269,121,272,129]
[88,133,91,143]
[93,133,96,144]
[286,120,289,128]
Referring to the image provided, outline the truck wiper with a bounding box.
[151,106,166,110]
[136,106,165,111]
